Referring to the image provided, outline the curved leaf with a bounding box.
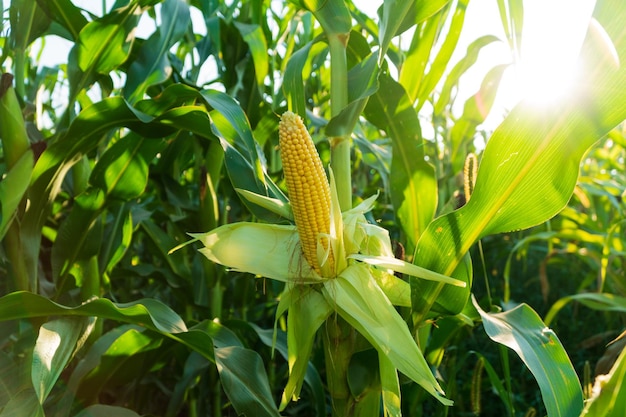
[413,14,626,316]
[473,296,583,417]
[215,346,281,417]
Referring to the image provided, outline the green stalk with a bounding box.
[323,19,358,417]
[323,316,356,417]
[328,34,352,212]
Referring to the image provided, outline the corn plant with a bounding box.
[1,0,626,416]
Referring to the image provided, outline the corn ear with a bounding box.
[279,111,334,275]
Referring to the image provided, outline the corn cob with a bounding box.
[279,111,334,275]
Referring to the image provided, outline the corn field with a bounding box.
[1,0,625,416]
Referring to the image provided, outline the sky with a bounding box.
[29,0,597,132]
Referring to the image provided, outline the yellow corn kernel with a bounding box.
[279,111,334,274]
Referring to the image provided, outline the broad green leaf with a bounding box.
[215,346,281,417]
[233,22,269,94]
[71,326,162,404]
[365,74,437,250]
[0,292,187,334]
[34,0,87,40]
[324,265,452,406]
[0,351,38,416]
[32,317,93,404]
[378,0,450,61]
[124,0,190,102]
[412,12,626,317]
[76,2,141,75]
[545,293,626,326]
[0,150,33,240]
[73,405,142,417]
[0,388,43,417]
[473,296,583,417]
[248,322,326,417]
[51,188,106,283]
[90,134,165,200]
[9,0,50,49]
[189,223,320,283]
[580,346,626,416]
[292,0,351,36]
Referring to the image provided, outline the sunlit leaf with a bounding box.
[413,12,626,316]
[32,317,93,404]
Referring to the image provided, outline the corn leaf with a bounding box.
[581,346,626,416]
[378,0,450,61]
[413,9,626,316]
[124,0,190,102]
[215,346,281,417]
[32,317,93,404]
[0,150,33,240]
[364,74,437,250]
[325,265,452,406]
[545,293,626,326]
[473,296,583,417]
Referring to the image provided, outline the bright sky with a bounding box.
[31,0,597,132]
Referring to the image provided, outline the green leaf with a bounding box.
[0,351,40,417]
[412,12,626,316]
[9,0,50,49]
[215,346,281,417]
[0,150,33,240]
[234,22,269,94]
[581,346,626,416]
[90,134,165,200]
[35,0,87,40]
[32,317,93,404]
[433,35,502,117]
[378,0,450,61]
[325,265,452,406]
[545,293,626,326]
[326,52,380,138]
[365,74,437,250]
[0,292,187,334]
[379,354,401,417]
[415,0,469,110]
[283,40,315,117]
[447,63,509,172]
[473,296,583,417]
[51,188,106,283]
[76,2,141,75]
[73,404,142,417]
[280,288,332,409]
[124,0,190,102]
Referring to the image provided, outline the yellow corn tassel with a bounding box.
[279,111,334,275]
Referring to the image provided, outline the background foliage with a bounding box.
[1,0,625,416]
